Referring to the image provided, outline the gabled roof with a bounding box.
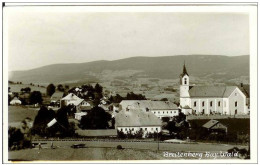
[51,92,64,99]
[61,93,81,100]
[120,100,178,111]
[189,86,238,98]
[115,108,162,127]
[202,119,220,129]
[203,119,227,130]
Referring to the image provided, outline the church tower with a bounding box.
[179,62,190,107]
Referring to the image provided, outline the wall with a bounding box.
[117,126,162,134]
[228,88,247,115]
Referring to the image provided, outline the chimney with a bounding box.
[240,83,243,87]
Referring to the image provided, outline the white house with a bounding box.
[115,108,162,137]
[10,97,22,105]
[119,100,179,119]
[60,93,89,112]
[179,64,248,115]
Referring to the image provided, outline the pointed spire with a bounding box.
[180,61,189,77]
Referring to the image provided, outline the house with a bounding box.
[79,101,93,112]
[115,108,162,136]
[202,119,228,133]
[119,100,179,119]
[51,92,64,103]
[60,93,85,112]
[179,63,248,115]
[74,112,87,120]
[10,97,22,105]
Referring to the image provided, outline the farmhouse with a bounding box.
[115,108,162,136]
[203,119,228,133]
[61,93,88,112]
[10,97,22,105]
[119,100,179,119]
[179,64,248,115]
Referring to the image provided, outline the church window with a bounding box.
[218,101,221,107]
[194,101,197,107]
[235,101,237,107]
[202,101,205,107]
[210,101,213,107]
[184,78,187,85]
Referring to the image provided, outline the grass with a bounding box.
[9,83,46,93]
[8,106,38,125]
[8,140,246,161]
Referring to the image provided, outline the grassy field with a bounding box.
[8,106,38,127]
[8,140,246,161]
[9,83,46,93]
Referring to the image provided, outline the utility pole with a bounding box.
[157,130,159,152]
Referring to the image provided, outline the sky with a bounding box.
[5,7,249,71]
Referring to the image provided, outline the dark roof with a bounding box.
[202,119,227,130]
[238,84,250,98]
[189,86,238,98]
[180,63,189,77]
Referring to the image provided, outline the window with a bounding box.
[125,128,127,131]
[235,101,237,107]
[163,112,164,114]
[151,128,153,131]
[132,128,134,131]
[218,101,221,107]
[140,128,143,131]
[184,78,187,85]
[194,101,197,107]
[145,128,147,131]
[121,129,123,131]
[156,128,158,131]
[235,93,237,96]
[158,112,160,114]
[146,108,149,112]
[202,101,205,107]
[210,101,213,107]
[167,111,168,114]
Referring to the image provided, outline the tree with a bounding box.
[46,84,56,96]
[57,84,64,92]
[94,83,103,94]
[29,91,43,105]
[126,92,146,100]
[80,106,112,129]
[109,94,124,103]
[32,106,55,136]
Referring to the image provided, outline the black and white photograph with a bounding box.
[2,2,258,163]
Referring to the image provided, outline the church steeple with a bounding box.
[180,61,189,77]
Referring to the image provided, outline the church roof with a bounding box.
[189,86,238,98]
[180,63,189,77]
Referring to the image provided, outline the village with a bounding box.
[8,64,251,160]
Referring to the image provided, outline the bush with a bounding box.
[116,145,123,150]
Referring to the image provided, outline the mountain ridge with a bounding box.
[9,55,249,84]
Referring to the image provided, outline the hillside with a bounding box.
[9,55,249,84]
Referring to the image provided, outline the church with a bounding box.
[179,64,248,115]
